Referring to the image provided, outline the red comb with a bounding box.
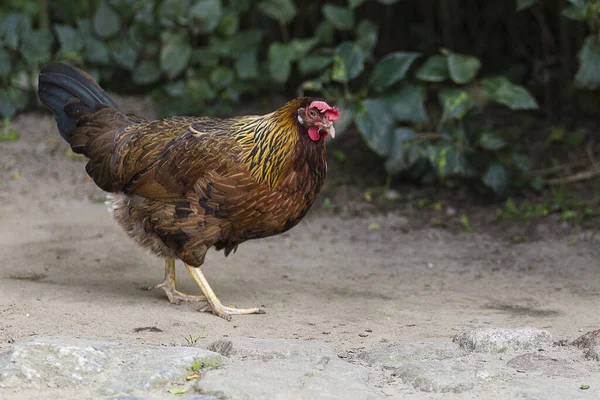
[309,101,340,121]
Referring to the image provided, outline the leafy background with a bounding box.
[1,0,599,197]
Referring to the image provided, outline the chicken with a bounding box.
[37,63,339,320]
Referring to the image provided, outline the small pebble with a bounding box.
[359,333,368,338]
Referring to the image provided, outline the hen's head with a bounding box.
[296,99,340,142]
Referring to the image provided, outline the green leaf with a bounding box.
[210,67,234,89]
[299,55,333,75]
[439,89,478,120]
[443,49,481,84]
[268,42,294,83]
[382,84,428,124]
[415,55,449,82]
[355,98,394,157]
[562,1,588,21]
[54,25,84,55]
[529,176,544,191]
[235,51,258,79]
[258,0,297,24]
[482,162,508,194]
[190,0,223,34]
[93,0,121,38]
[165,80,186,97]
[315,21,335,45]
[322,4,354,31]
[433,144,469,179]
[575,35,600,90]
[158,0,189,26]
[332,42,364,83]
[290,38,318,60]
[478,131,506,150]
[0,88,28,118]
[192,48,219,68]
[356,20,378,55]
[186,78,216,101]
[0,49,11,76]
[348,0,368,8]
[160,32,192,79]
[109,40,138,70]
[20,30,53,65]
[132,60,161,85]
[385,127,417,174]
[0,13,31,50]
[517,0,538,11]
[369,52,420,90]
[84,37,110,65]
[512,153,532,172]
[217,12,239,37]
[481,76,539,110]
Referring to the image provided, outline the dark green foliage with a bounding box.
[1,0,599,195]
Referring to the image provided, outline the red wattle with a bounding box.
[308,127,320,141]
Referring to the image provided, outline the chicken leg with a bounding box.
[184,263,265,320]
[153,258,206,304]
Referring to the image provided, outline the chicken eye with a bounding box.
[308,109,317,117]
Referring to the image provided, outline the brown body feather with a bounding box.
[64,97,326,266]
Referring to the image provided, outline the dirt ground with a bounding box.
[1,97,599,397]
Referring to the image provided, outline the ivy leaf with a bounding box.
[160,32,192,79]
[382,84,428,124]
[354,98,394,157]
[332,100,358,136]
[0,13,31,50]
[575,35,600,90]
[217,12,239,37]
[512,152,532,172]
[562,0,588,21]
[132,60,161,85]
[258,0,297,24]
[481,76,539,110]
[93,0,121,38]
[478,131,507,150]
[54,25,84,55]
[482,162,508,194]
[190,0,223,34]
[290,38,318,60]
[0,49,11,76]
[442,48,481,84]
[322,4,354,31]
[517,0,538,11]
[268,42,294,83]
[20,30,53,65]
[439,89,478,121]
[298,55,333,75]
[158,0,189,26]
[210,67,234,89]
[433,143,470,179]
[348,0,368,8]
[415,55,449,82]
[331,42,364,83]
[356,20,378,55]
[369,52,420,90]
[110,40,138,70]
[0,87,28,118]
[84,37,110,65]
[385,127,417,174]
[235,51,258,79]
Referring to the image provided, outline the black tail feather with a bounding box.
[38,63,119,141]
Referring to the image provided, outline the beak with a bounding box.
[324,121,335,138]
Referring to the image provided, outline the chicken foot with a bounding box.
[152,258,207,304]
[184,263,265,321]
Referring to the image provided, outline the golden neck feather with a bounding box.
[235,99,304,189]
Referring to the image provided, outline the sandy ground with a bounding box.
[1,98,599,397]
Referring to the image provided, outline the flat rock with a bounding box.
[392,359,503,393]
[205,338,337,361]
[0,336,223,397]
[453,327,552,353]
[358,341,467,365]
[507,353,579,378]
[195,355,380,400]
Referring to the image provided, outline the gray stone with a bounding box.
[0,336,224,397]
[358,341,467,365]
[507,353,579,378]
[453,327,552,353]
[585,346,600,361]
[205,338,337,361]
[392,359,503,393]
[195,356,380,400]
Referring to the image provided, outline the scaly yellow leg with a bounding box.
[152,258,206,304]
[184,263,265,320]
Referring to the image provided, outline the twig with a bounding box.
[523,158,590,177]
[545,168,600,185]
